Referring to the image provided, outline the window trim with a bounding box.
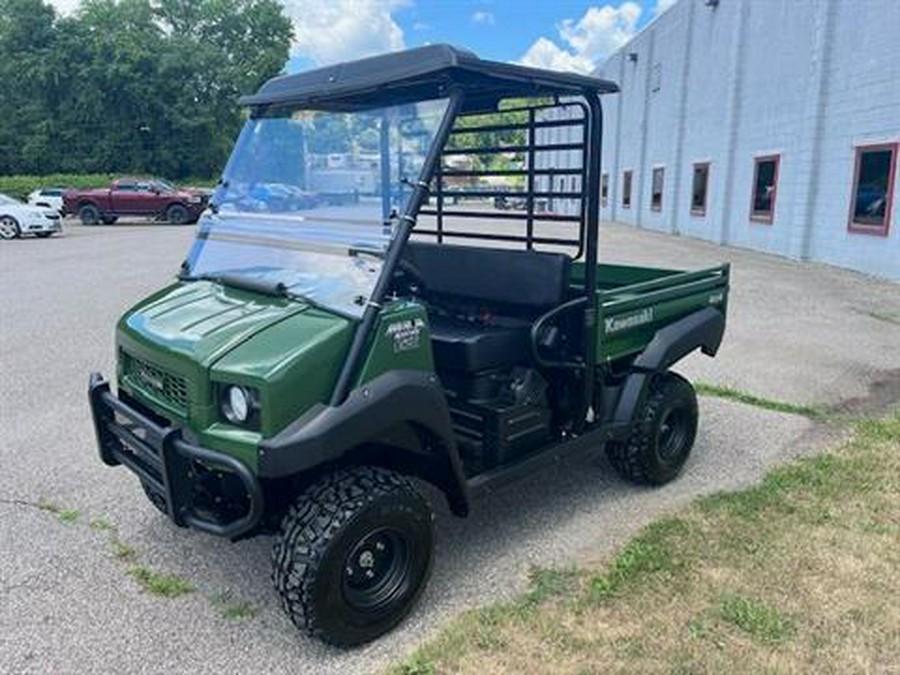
[847,142,897,237]
[622,169,633,209]
[749,154,780,224]
[650,166,665,212]
[690,162,710,217]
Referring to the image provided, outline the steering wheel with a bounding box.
[392,258,428,294]
[349,248,428,295]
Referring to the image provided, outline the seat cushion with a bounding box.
[404,242,570,312]
[428,315,530,372]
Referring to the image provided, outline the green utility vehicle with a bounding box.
[89,45,729,646]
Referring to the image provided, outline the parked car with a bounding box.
[0,192,62,239]
[28,187,66,214]
[62,178,209,225]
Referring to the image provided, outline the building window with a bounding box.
[601,173,609,207]
[848,143,897,236]
[651,167,664,211]
[691,163,710,216]
[750,155,780,223]
[622,170,633,209]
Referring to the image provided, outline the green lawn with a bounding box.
[391,414,900,675]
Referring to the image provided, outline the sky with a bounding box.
[47,0,678,74]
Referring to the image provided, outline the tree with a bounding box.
[0,0,293,179]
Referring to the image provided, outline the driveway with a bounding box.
[1,220,897,674]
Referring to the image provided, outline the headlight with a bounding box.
[221,385,258,425]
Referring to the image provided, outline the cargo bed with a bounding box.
[571,262,730,364]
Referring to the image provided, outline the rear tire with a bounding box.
[606,372,698,485]
[272,466,433,647]
[78,204,100,226]
[165,204,189,225]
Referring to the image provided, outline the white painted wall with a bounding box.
[589,0,899,280]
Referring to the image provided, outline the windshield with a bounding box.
[183,98,450,317]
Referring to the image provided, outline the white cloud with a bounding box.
[281,0,407,65]
[471,11,495,25]
[519,2,643,74]
[519,37,595,74]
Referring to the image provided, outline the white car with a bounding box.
[0,193,62,239]
[27,187,66,214]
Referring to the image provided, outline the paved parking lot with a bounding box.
[1,220,898,674]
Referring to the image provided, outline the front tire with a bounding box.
[79,204,101,226]
[272,466,434,647]
[606,372,698,485]
[0,216,21,239]
[165,204,189,225]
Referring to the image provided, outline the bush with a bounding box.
[0,174,217,201]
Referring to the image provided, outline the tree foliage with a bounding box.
[0,0,292,179]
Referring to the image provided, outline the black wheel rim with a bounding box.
[341,527,413,614]
[658,407,689,461]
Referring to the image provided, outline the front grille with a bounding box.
[124,353,190,414]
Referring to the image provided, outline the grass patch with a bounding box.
[110,537,137,562]
[36,500,61,514]
[695,382,824,418]
[57,509,80,524]
[128,565,194,598]
[719,595,795,644]
[859,309,900,326]
[89,517,114,531]
[210,590,259,620]
[390,414,900,674]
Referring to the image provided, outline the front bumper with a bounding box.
[89,372,264,538]
[23,215,61,233]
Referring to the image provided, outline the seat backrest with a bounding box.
[403,242,570,312]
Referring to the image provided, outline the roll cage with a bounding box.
[240,44,619,417]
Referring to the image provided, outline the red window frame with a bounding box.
[749,154,780,224]
[622,170,633,209]
[651,166,664,211]
[691,162,709,216]
[848,142,897,237]
[601,173,609,207]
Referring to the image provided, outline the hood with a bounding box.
[118,280,355,435]
[119,281,310,368]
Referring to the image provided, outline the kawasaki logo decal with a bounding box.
[605,308,654,334]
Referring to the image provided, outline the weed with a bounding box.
[695,383,823,418]
[127,565,193,597]
[57,509,80,524]
[718,595,795,644]
[210,590,258,620]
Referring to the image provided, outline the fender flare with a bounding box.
[258,369,470,515]
[612,307,725,425]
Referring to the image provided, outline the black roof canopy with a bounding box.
[240,44,619,113]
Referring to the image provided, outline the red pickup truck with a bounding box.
[63,178,210,225]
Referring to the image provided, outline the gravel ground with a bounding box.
[1,219,897,675]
